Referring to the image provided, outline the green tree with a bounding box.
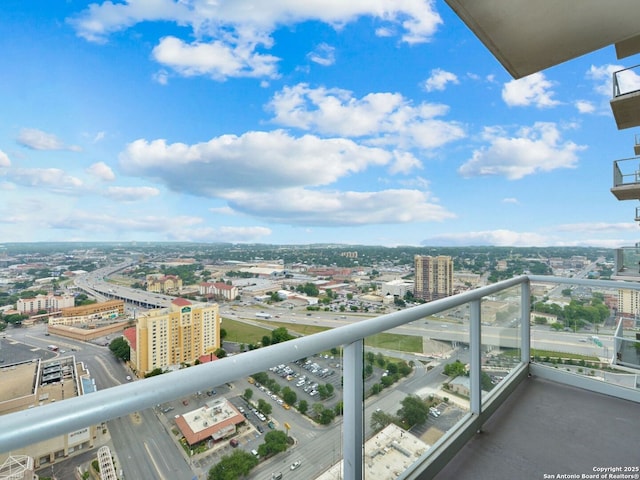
[370,409,392,431]
[244,389,253,401]
[208,450,258,480]
[397,395,429,428]
[258,430,288,457]
[297,400,308,414]
[318,408,335,425]
[257,399,272,416]
[282,387,297,406]
[271,327,293,344]
[145,368,164,378]
[109,337,130,361]
[366,351,375,365]
[443,360,466,378]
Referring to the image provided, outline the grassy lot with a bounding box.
[221,318,273,344]
[222,317,423,354]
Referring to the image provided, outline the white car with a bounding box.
[291,461,302,470]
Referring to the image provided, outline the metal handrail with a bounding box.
[1,274,639,477]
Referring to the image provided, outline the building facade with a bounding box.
[146,274,182,294]
[49,300,125,326]
[199,282,238,301]
[133,298,220,375]
[0,357,97,469]
[617,288,640,316]
[16,294,75,315]
[413,255,453,302]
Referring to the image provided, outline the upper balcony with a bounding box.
[443,1,640,79]
[1,275,638,480]
[611,156,640,200]
[611,65,640,130]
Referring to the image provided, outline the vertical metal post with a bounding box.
[469,299,481,415]
[343,339,364,480]
[521,280,531,364]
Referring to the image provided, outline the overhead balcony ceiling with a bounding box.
[445,0,640,78]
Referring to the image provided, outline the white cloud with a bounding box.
[0,150,10,168]
[16,128,82,151]
[49,211,203,234]
[575,100,595,114]
[502,72,560,108]
[209,206,237,215]
[8,168,84,191]
[267,84,465,149]
[69,0,442,78]
[458,122,585,180]
[168,225,272,243]
[421,228,633,248]
[423,68,459,92]
[104,186,160,202]
[119,130,394,196]
[86,162,116,181]
[307,43,335,67]
[94,131,106,143]
[554,222,638,233]
[152,36,280,80]
[223,187,455,226]
[423,229,550,247]
[153,69,170,85]
[502,198,519,204]
[587,64,625,96]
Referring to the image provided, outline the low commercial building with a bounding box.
[0,357,97,469]
[49,300,125,327]
[174,398,245,446]
[317,423,429,480]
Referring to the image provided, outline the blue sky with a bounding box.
[1,1,639,247]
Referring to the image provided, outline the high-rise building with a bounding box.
[413,255,453,302]
[132,298,220,375]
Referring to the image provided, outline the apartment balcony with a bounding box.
[1,275,639,480]
[611,156,640,200]
[613,246,640,280]
[611,65,640,130]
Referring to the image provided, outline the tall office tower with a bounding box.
[414,255,453,302]
[134,298,220,375]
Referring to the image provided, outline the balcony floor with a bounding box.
[433,375,640,480]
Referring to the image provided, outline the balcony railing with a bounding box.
[1,275,639,479]
[611,156,640,200]
[611,64,640,129]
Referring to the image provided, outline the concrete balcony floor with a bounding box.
[433,376,640,480]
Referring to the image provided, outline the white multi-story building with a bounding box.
[16,294,74,315]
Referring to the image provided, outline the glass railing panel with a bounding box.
[529,279,640,391]
[362,306,471,480]
[480,284,522,404]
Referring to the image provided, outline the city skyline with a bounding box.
[1,1,639,247]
